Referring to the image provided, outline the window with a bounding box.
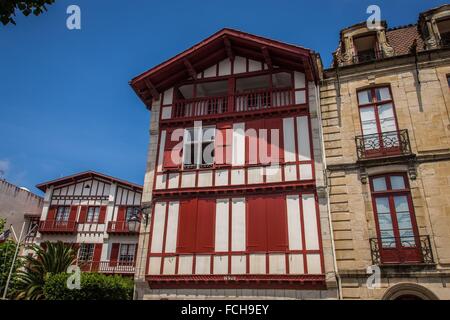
[55,206,70,222]
[86,207,100,223]
[176,199,215,254]
[370,174,421,264]
[353,33,379,63]
[358,86,399,153]
[119,244,136,264]
[247,196,288,252]
[125,207,139,222]
[183,126,215,169]
[78,244,95,262]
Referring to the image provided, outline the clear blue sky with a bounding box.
[0,0,448,195]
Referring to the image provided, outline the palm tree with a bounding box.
[15,241,77,300]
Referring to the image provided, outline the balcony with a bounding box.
[76,260,135,275]
[38,220,78,234]
[352,49,385,64]
[107,221,139,234]
[172,88,295,119]
[355,129,412,160]
[370,236,434,266]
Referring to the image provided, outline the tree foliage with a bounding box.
[0,240,22,299]
[44,272,134,300]
[15,241,77,300]
[0,0,56,25]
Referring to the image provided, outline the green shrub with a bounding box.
[43,272,133,300]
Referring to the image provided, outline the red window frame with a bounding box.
[357,86,401,157]
[369,173,422,264]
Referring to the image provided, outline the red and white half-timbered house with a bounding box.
[34,171,142,275]
[131,29,337,299]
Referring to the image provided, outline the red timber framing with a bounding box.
[133,28,323,289]
[130,28,319,109]
[145,191,325,289]
[152,112,316,197]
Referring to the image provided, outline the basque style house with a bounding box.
[130,28,338,299]
[320,4,450,299]
[33,171,142,275]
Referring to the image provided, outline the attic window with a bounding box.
[353,33,379,63]
[437,18,450,46]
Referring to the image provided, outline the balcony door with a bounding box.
[370,174,421,264]
[358,87,400,157]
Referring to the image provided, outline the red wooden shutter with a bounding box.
[109,243,120,267]
[215,123,232,166]
[69,206,78,221]
[176,199,198,253]
[163,129,183,169]
[246,196,268,252]
[78,206,88,223]
[47,206,56,221]
[246,120,262,165]
[117,206,126,221]
[195,199,216,253]
[92,243,103,270]
[98,206,107,224]
[265,118,284,164]
[266,195,288,251]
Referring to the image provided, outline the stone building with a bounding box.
[0,179,43,242]
[320,4,450,299]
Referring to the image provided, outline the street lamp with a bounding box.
[126,204,152,233]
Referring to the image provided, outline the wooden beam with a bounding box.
[144,78,160,100]
[183,58,197,79]
[223,36,234,61]
[261,46,272,69]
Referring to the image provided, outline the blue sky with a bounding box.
[0,0,448,195]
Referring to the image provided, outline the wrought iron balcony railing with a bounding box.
[352,49,385,64]
[38,220,78,233]
[355,129,412,160]
[370,235,434,266]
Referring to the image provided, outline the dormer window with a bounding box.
[437,17,450,47]
[353,33,379,63]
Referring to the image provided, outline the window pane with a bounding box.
[378,103,397,133]
[360,107,377,135]
[372,177,387,191]
[376,87,391,102]
[399,229,416,247]
[375,197,390,214]
[378,213,393,231]
[358,90,372,105]
[380,231,395,248]
[390,176,406,190]
[202,127,215,142]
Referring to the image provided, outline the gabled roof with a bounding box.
[130,28,320,109]
[36,171,143,192]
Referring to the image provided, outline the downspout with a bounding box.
[315,78,342,300]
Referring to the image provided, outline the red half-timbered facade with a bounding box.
[34,171,142,275]
[131,29,336,299]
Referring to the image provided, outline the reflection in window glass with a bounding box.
[375,87,391,102]
[390,176,406,190]
[358,90,372,105]
[372,177,387,192]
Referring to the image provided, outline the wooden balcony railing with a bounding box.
[107,221,139,234]
[370,236,434,266]
[355,129,412,160]
[38,220,78,233]
[173,95,228,118]
[76,260,136,274]
[172,88,295,119]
